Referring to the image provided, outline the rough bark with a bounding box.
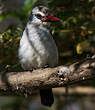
[0,56,95,96]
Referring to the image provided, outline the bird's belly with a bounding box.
[19,43,49,70]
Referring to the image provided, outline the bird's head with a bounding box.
[29,6,60,25]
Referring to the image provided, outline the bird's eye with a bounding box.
[35,14,43,19]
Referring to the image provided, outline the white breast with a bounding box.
[18,23,58,70]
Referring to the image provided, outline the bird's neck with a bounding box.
[27,21,49,29]
[26,22,49,33]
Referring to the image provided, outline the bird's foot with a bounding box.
[26,68,36,72]
[43,65,49,68]
[40,65,49,69]
[25,65,49,72]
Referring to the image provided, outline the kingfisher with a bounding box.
[18,6,60,107]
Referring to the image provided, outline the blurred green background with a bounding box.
[0,0,95,110]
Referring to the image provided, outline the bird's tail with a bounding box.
[40,89,54,107]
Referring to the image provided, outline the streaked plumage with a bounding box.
[18,6,59,106]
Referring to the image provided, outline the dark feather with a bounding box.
[40,89,54,107]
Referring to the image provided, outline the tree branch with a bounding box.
[0,57,95,96]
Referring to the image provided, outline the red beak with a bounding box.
[43,15,60,22]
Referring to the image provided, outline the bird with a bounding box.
[18,5,60,107]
